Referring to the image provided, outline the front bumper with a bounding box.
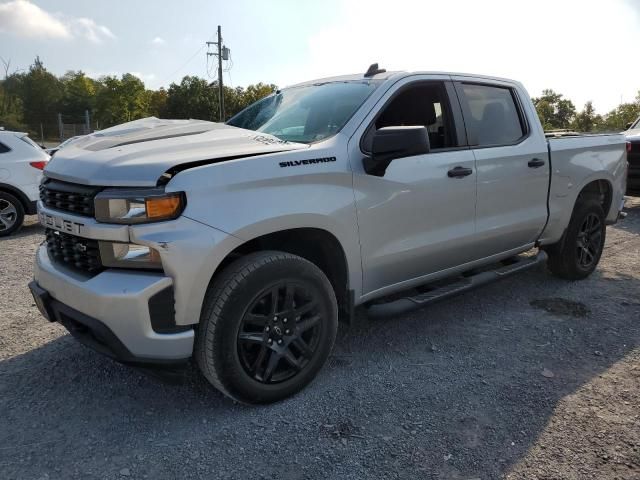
[33,244,194,362]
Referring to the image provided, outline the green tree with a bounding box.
[598,92,640,132]
[572,101,602,132]
[20,57,63,136]
[94,74,149,128]
[0,63,26,131]
[60,71,97,120]
[147,88,168,118]
[165,76,218,120]
[532,89,576,130]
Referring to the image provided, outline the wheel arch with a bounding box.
[208,227,354,322]
[575,177,613,216]
[540,172,616,246]
[0,183,33,214]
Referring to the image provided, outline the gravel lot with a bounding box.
[1,198,639,480]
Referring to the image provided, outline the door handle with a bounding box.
[528,158,546,168]
[447,166,473,178]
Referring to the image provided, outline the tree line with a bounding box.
[532,89,640,132]
[1,57,639,141]
[0,57,276,140]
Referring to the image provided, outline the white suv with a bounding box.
[0,130,49,236]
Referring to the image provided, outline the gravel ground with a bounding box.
[1,199,639,480]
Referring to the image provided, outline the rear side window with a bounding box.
[458,83,526,146]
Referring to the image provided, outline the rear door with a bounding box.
[453,79,549,257]
[348,76,477,296]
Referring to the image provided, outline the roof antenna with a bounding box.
[364,63,386,77]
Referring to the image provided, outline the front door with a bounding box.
[349,78,478,296]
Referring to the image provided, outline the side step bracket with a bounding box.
[366,251,547,318]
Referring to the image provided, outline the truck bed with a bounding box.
[541,133,627,244]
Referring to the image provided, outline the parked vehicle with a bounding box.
[0,130,49,236]
[29,67,627,403]
[625,116,640,195]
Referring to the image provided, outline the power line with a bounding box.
[160,42,209,87]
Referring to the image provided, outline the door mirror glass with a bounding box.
[364,126,430,176]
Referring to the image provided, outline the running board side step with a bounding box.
[366,251,548,318]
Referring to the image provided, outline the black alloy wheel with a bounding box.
[237,282,322,384]
[195,251,338,404]
[545,197,606,280]
[576,212,603,269]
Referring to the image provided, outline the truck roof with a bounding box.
[287,69,520,89]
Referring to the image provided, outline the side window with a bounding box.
[458,83,526,146]
[362,82,457,152]
[0,142,10,154]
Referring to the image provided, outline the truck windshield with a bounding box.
[227,80,381,143]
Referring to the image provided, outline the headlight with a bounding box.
[99,242,162,269]
[94,188,185,224]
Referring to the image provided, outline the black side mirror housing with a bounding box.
[363,126,430,176]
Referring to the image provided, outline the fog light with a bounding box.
[99,242,162,270]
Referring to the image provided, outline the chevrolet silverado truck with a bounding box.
[30,65,627,404]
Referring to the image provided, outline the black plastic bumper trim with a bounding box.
[148,286,191,334]
[29,281,191,366]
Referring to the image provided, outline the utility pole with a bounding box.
[207,26,228,122]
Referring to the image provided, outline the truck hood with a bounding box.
[44,117,308,187]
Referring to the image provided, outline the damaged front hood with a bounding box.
[44,117,308,186]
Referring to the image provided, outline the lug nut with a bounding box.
[283,318,288,324]
[268,338,273,344]
[265,326,270,332]
[277,339,283,345]
[273,316,278,321]
[285,329,290,335]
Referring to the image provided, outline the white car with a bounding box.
[0,130,49,236]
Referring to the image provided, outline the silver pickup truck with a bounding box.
[30,65,627,403]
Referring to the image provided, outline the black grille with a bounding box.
[40,179,101,217]
[45,228,103,273]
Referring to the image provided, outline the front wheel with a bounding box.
[195,251,338,404]
[544,198,606,280]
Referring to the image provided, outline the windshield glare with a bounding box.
[227,81,380,143]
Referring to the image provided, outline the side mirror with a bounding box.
[363,126,430,176]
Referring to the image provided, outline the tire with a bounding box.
[544,197,606,280]
[0,192,25,237]
[195,251,338,404]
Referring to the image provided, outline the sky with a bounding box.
[1,0,639,113]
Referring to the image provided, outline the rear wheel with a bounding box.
[0,192,24,237]
[545,198,606,280]
[195,251,338,404]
